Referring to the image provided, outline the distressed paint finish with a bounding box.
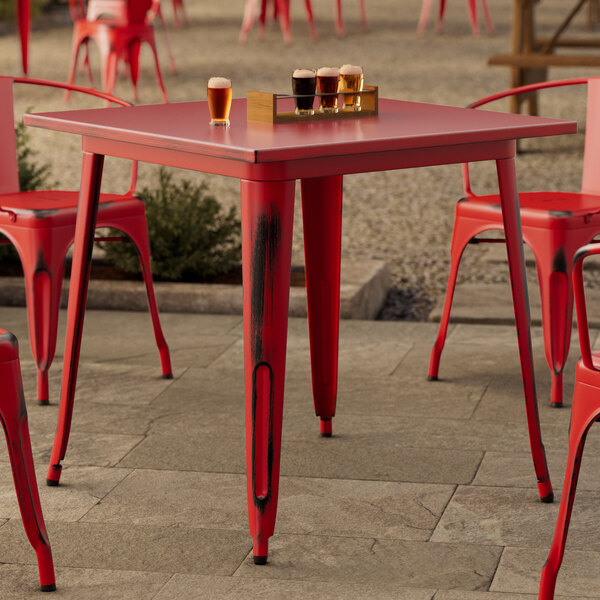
[47,151,104,485]
[301,175,343,436]
[539,246,600,597]
[25,93,578,563]
[241,179,295,562]
[496,157,553,502]
[0,330,56,591]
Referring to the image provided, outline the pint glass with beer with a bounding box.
[339,65,363,112]
[292,69,316,116]
[316,67,340,113]
[208,77,232,126]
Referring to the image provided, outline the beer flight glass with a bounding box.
[292,65,363,116]
[339,64,363,111]
[292,69,316,116]
[208,77,232,126]
[316,67,340,113]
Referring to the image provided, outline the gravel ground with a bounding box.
[0,0,597,318]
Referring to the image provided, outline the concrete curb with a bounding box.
[428,281,600,328]
[0,259,391,320]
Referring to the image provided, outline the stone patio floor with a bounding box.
[0,306,598,597]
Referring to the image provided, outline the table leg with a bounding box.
[46,151,104,486]
[301,176,342,437]
[241,179,295,563]
[496,157,553,502]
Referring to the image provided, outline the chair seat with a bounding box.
[458,191,600,230]
[0,190,144,228]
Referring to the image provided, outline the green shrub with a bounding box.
[0,0,52,21]
[16,119,51,192]
[102,168,241,282]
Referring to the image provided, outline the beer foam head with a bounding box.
[317,67,339,77]
[208,77,231,88]
[339,64,363,75]
[293,69,315,78]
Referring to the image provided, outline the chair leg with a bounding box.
[19,229,72,405]
[241,179,295,564]
[304,0,317,39]
[274,0,291,44]
[417,0,433,35]
[481,0,494,33]
[157,8,177,73]
[301,176,342,437]
[66,34,85,102]
[436,0,446,32]
[334,0,344,36]
[533,253,573,408]
[539,379,600,599]
[107,215,172,378]
[146,36,169,103]
[428,216,480,380]
[0,340,55,591]
[240,0,259,42]
[360,0,368,30]
[467,0,481,35]
[127,41,141,102]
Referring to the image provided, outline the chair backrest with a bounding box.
[87,0,128,22]
[0,77,138,197]
[581,77,600,195]
[462,78,589,198]
[0,77,20,196]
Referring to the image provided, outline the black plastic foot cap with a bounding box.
[162,373,174,379]
[550,402,563,409]
[46,478,59,487]
[41,583,56,592]
[321,431,332,437]
[38,399,50,406]
[540,492,554,504]
[427,375,438,381]
[253,555,268,565]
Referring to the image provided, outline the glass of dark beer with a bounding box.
[292,69,316,116]
[339,65,364,111]
[316,67,340,113]
[208,77,232,126]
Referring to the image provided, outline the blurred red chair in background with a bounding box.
[239,0,366,43]
[429,78,600,408]
[0,329,55,592]
[0,76,172,407]
[66,0,171,101]
[417,0,493,35]
[539,242,600,598]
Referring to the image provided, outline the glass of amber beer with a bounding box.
[208,77,232,126]
[292,69,316,116]
[316,67,340,113]
[339,64,363,111]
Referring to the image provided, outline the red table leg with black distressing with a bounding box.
[497,156,553,502]
[301,176,342,437]
[46,151,104,486]
[241,179,295,563]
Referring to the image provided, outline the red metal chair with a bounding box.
[0,329,55,592]
[429,77,600,408]
[417,0,493,35]
[169,0,188,27]
[239,0,366,43]
[66,0,170,102]
[0,76,172,407]
[538,241,600,598]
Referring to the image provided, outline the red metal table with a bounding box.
[25,97,576,563]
